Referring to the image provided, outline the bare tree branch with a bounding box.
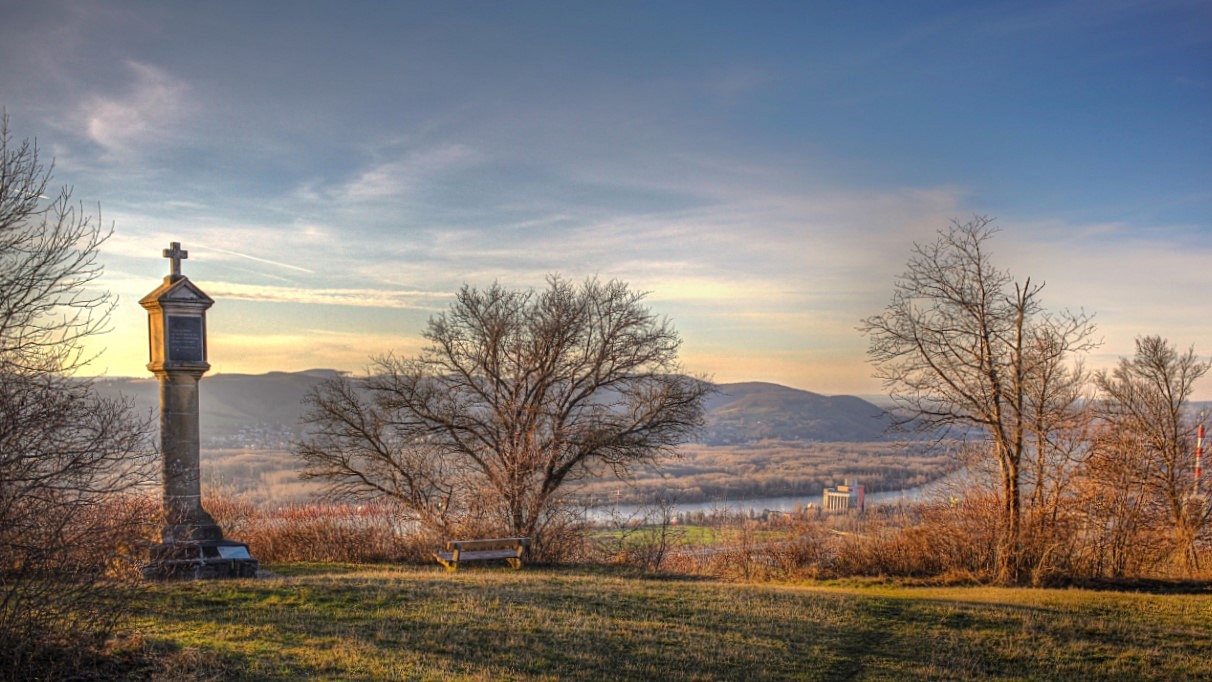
[1094,336,1210,574]
[296,275,712,539]
[860,217,1098,584]
[0,113,156,676]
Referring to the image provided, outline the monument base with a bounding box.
[143,538,259,580]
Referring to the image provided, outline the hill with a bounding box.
[94,369,343,448]
[703,381,893,444]
[94,371,895,448]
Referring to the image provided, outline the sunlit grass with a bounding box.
[120,564,1212,680]
[594,522,785,546]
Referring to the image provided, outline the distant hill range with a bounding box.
[93,370,345,449]
[93,371,896,448]
[703,382,894,444]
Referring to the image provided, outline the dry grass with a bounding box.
[104,564,1212,681]
[637,500,1212,586]
[203,495,436,564]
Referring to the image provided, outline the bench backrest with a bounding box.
[447,537,530,552]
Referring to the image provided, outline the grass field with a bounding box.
[113,564,1212,681]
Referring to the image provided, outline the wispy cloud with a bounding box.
[79,61,191,158]
[335,143,483,201]
[205,282,452,310]
[5,1,1201,397]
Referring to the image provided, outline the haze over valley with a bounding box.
[96,371,946,505]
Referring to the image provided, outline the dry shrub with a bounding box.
[703,549,776,581]
[0,494,158,681]
[644,486,1212,585]
[664,494,1007,583]
[765,529,833,580]
[815,494,1001,580]
[616,524,682,572]
[1017,507,1087,586]
[530,502,595,564]
[204,494,437,564]
[654,520,784,581]
[204,492,599,566]
[592,498,687,571]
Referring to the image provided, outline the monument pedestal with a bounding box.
[145,538,258,580]
[140,242,258,580]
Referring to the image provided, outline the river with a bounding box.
[595,470,970,520]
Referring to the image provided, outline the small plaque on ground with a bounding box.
[217,545,252,560]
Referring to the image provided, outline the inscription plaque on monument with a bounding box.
[167,316,205,363]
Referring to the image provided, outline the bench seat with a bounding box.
[433,537,529,572]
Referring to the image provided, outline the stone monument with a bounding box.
[141,242,258,579]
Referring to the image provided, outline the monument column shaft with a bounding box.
[157,370,220,542]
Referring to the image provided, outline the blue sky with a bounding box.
[2,1,1209,397]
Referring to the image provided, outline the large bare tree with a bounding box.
[1094,336,1209,573]
[0,113,155,676]
[860,217,1097,583]
[297,275,711,540]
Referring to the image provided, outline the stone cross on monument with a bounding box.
[141,242,257,579]
[163,241,188,279]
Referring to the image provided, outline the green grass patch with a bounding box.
[594,523,787,547]
[265,562,370,577]
[122,565,1212,680]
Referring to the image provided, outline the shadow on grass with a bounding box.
[1062,577,1212,594]
[125,570,991,679]
[120,565,1212,681]
[263,561,375,577]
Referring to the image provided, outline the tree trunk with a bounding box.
[998,457,1022,584]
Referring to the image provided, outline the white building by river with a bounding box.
[823,480,865,513]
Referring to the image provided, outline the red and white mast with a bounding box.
[1195,420,1204,498]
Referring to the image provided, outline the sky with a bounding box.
[1,0,1209,398]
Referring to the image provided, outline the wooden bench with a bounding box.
[433,537,529,572]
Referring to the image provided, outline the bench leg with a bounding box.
[506,557,522,570]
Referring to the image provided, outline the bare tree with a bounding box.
[1017,327,1094,580]
[0,113,156,677]
[0,115,112,375]
[1076,418,1168,578]
[297,275,711,542]
[860,217,1097,583]
[1094,336,1209,574]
